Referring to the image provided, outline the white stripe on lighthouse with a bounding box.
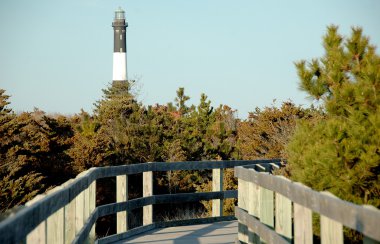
[113,52,127,81]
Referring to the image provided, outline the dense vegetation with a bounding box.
[287,26,380,207]
[0,83,308,213]
[0,92,75,210]
[286,26,380,241]
[0,25,378,242]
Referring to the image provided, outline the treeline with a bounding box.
[0,26,379,241]
[0,83,314,212]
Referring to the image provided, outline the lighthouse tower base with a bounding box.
[113,52,127,81]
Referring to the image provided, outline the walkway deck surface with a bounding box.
[114,220,238,244]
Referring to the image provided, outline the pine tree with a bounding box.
[94,81,138,124]
[287,26,380,207]
[174,87,190,116]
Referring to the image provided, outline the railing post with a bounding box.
[117,175,128,233]
[75,191,84,235]
[294,203,312,244]
[275,176,292,241]
[88,179,96,243]
[293,183,312,244]
[260,191,274,228]
[363,205,380,244]
[26,195,47,244]
[212,168,223,217]
[62,179,76,244]
[143,162,153,225]
[46,186,65,244]
[237,177,248,243]
[255,164,275,234]
[75,171,88,236]
[248,170,260,244]
[320,192,343,244]
[84,180,90,241]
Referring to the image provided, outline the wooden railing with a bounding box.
[235,164,380,244]
[0,159,280,244]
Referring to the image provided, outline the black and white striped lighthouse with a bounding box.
[112,7,128,82]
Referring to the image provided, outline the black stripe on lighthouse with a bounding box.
[113,21,127,53]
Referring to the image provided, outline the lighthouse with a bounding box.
[112,7,128,82]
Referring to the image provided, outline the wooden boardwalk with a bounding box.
[2,160,380,243]
[114,221,238,244]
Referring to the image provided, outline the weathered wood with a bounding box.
[72,171,97,244]
[259,186,274,244]
[143,163,153,225]
[320,192,343,244]
[4,159,380,244]
[248,180,260,244]
[62,179,76,244]
[154,159,281,172]
[270,163,280,169]
[321,215,343,244]
[77,194,235,244]
[96,197,153,217]
[12,159,380,244]
[26,195,47,244]
[117,175,128,233]
[212,168,223,217]
[46,187,64,244]
[88,180,96,243]
[364,236,380,244]
[0,180,71,243]
[275,193,292,240]
[248,168,264,244]
[238,178,248,243]
[154,190,236,204]
[64,198,76,244]
[96,159,282,178]
[363,205,380,244]
[83,182,90,227]
[293,202,312,244]
[238,179,248,211]
[363,236,380,244]
[95,191,237,218]
[255,164,266,172]
[1,160,282,244]
[260,187,274,228]
[75,191,84,235]
[235,206,289,244]
[97,216,236,244]
[235,166,380,240]
[155,216,236,228]
[275,176,292,241]
[249,182,260,218]
[320,215,343,244]
[72,208,99,244]
[74,170,92,237]
[97,223,157,244]
[99,221,238,244]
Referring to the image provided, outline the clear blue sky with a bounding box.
[1,0,379,118]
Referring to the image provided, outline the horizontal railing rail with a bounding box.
[235,165,380,244]
[0,159,281,244]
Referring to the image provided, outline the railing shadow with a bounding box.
[118,221,237,244]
